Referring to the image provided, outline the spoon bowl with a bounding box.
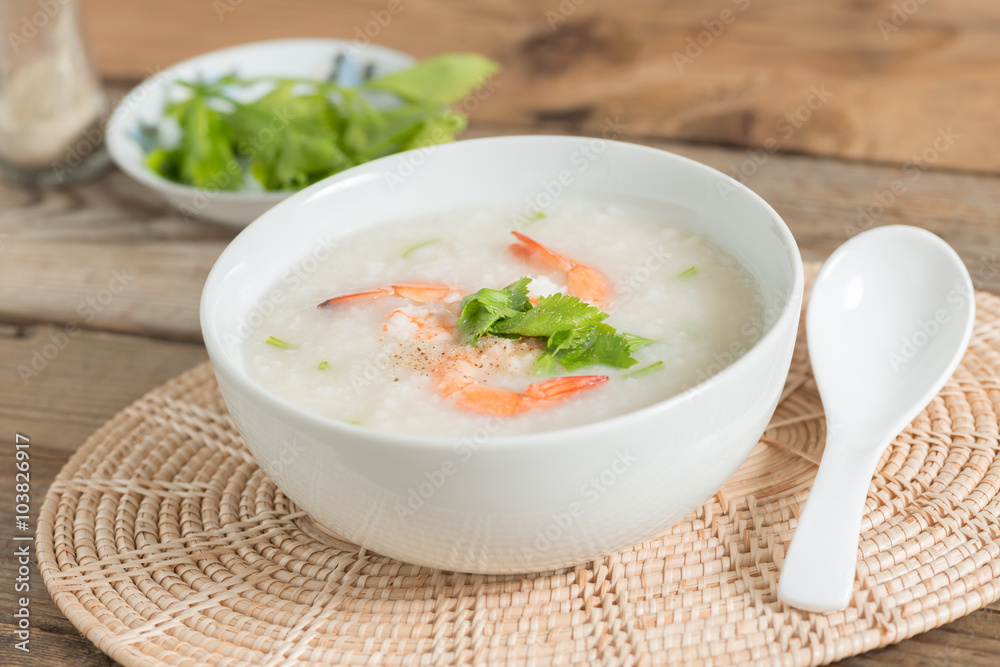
[778,225,975,612]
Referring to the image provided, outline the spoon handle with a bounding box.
[778,437,882,612]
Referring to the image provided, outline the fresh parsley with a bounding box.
[456,277,654,373]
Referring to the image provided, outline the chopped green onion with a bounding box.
[529,211,546,220]
[627,361,664,378]
[265,336,297,350]
[317,361,329,370]
[402,238,440,257]
[678,266,697,279]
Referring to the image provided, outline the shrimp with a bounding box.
[318,283,608,417]
[318,283,462,308]
[438,362,608,417]
[508,231,612,308]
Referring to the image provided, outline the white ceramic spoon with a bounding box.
[778,225,975,613]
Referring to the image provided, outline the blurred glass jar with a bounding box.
[0,0,110,185]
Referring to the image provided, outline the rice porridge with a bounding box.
[242,201,764,436]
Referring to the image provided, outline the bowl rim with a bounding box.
[201,134,804,451]
[105,37,417,204]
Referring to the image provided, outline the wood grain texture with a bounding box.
[835,611,1000,666]
[0,625,117,667]
[82,0,1000,172]
[0,172,234,340]
[0,326,208,452]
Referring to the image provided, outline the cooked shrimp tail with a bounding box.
[318,283,460,308]
[508,231,612,307]
[447,373,609,417]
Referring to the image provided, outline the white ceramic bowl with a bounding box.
[106,38,415,227]
[201,136,804,573]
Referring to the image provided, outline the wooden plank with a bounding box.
[0,171,235,340]
[836,623,1000,667]
[0,239,225,341]
[0,326,207,453]
[0,624,117,666]
[2,126,999,340]
[81,0,1000,172]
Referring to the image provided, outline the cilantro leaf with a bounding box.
[344,100,445,161]
[144,148,181,182]
[230,83,354,190]
[456,277,532,345]
[170,93,240,190]
[502,277,532,312]
[142,53,501,192]
[455,278,653,375]
[456,300,502,346]
[364,53,499,104]
[535,353,559,376]
[491,293,607,337]
[399,109,467,151]
[623,332,657,352]
[546,327,637,371]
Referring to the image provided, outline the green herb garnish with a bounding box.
[529,211,546,220]
[678,266,697,279]
[456,277,532,345]
[144,54,500,191]
[627,361,664,378]
[364,53,499,105]
[623,332,658,349]
[457,277,653,374]
[491,293,607,338]
[538,324,634,373]
[402,238,441,258]
[317,360,329,370]
[265,336,297,350]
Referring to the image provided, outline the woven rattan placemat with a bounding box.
[37,268,1000,666]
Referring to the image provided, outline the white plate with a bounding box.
[106,38,415,227]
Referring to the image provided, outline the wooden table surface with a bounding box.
[4,1,1000,664]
